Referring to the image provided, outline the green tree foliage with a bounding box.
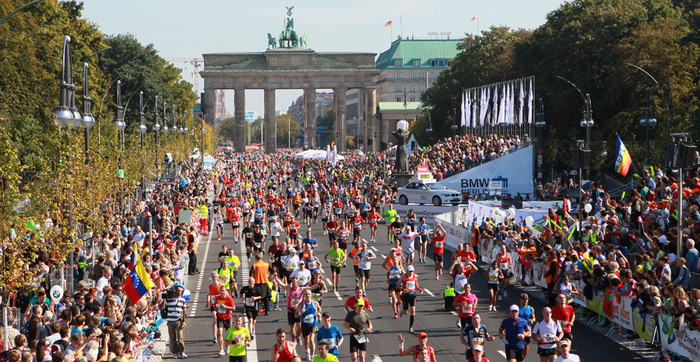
[424,0,700,175]
[217,117,237,142]
[277,113,301,148]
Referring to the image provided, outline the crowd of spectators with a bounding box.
[474,165,700,343]
[407,133,530,180]
[0,162,215,362]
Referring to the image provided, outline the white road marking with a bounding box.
[372,355,383,362]
[424,288,435,297]
[370,246,378,252]
[189,230,213,317]
[451,311,458,316]
[497,350,506,358]
[239,230,258,362]
[381,254,386,258]
[334,290,342,300]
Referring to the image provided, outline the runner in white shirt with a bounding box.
[354,242,376,293]
[290,261,312,287]
[397,226,418,264]
[533,307,563,362]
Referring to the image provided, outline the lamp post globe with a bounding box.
[137,123,147,134]
[153,121,161,132]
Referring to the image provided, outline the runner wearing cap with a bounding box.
[517,293,536,359]
[316,313,344,357]
[552,339,580,362]
[461,313,495,361]
[498,304,531,362]
[396,331,437,361]
[399,264,424,333]
[533,306,563,362]
[290,260,312,288]
[467,344,488,362]
[343,298,372,362]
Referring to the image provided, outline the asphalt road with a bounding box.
[177,215,642,362]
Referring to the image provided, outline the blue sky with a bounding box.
[81,0,567,116]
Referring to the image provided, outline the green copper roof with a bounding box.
[376,39,460,69]
[379,101,422,111]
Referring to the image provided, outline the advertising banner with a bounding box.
[659,314,700,361]
[438,146,534,198]
[395,204,454,225]
[434,216,469,250]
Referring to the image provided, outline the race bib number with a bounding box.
[217,304,227,314]
[353,334,367,343]
[233,334,245,345]
[291,296,302,307]
[406,281,415,290]
[303,314,315,324]
[245,297,255,307]
[331,257,339,264]
[472,337,484,345]
[462,303,474,314]
[435,241,443,248]
[499,263,509,270]
[321,338,335,348]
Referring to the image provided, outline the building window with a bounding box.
[438,60,445,67]
[410,85,415,92]
[410,73,415,81]
[396,97,403,102]
[431,72,437,81]
[410,97,416,102]
[394,73,403,82]
[395,85,403,92]
[394,59,402,67]
[413,59,420,67]
[419,73,425,81]
[419,85,425,93]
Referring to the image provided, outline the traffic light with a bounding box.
[374,131,377,138]
[335,131,339,138]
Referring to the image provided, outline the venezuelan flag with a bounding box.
[615,134,632,176]
[124,252,155,304]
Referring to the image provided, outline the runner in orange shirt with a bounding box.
[367,208,381,243]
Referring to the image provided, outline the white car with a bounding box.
[396,181,462,206]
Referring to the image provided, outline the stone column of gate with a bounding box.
[333,88,347,152]
[363,88,378,152]
[264,88,276,154]
[304,89,316,149]
[203,89,216,126]
[234,88,246,152]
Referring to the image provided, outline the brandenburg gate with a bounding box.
[200,8,380,153]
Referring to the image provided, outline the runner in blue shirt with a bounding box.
[517,293,536,360]
[316,313,344,356]
[499,304,531,362]
[303,230,318,249]
[417,217,430,263]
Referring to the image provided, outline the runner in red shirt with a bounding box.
[230,207,241,244]
[367,208,381,243]
[326,215,339,247]
[214,287,236,353]
[551,293,575,341]
[344,287,374,313]
[206,272,223,343]
[351,211,363,244]
[432,223,447,280]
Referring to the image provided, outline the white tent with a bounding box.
[294,149,344,160]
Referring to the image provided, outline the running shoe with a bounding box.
[219,350,225,356]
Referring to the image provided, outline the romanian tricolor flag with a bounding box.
[385,21,392,28]
[124,252,155,304]
[615,134,632,176]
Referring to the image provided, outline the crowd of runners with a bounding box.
[7,136,700,362]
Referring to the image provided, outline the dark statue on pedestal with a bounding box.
[392,128,409,172]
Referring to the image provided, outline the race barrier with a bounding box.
[658,314,700,361]
[394,204,459,225]
[468,200,548,226]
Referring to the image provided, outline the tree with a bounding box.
[276,114,301,148]
[217,117,237,142]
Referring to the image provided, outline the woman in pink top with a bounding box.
[453,283,479,330]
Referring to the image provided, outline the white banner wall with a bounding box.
[438,146,534,198]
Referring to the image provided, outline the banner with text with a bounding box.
[438,146,534,198]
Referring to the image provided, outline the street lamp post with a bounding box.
[580,94,594,151]
[137,92,148,197]
[153,96,161,169]
[53,35,81,294]
[79,63,95,166]
[451,108,458,137]
[639,87,657,165]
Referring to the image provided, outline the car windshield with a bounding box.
[426,184,448,190]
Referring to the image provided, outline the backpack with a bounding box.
[160,307,168,320]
